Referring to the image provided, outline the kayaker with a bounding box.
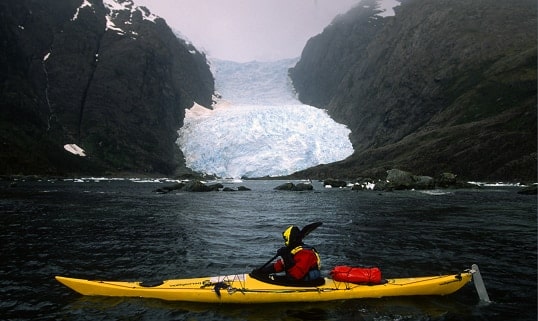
[257,225,322,282]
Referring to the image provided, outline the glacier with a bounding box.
[176,59,354,178]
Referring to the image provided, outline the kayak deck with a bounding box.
[55,269,474,304]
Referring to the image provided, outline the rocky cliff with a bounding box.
[0,0,213,176]
[289,0,537,181]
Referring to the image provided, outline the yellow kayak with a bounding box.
[55,268,475,304]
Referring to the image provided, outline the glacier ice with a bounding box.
[211,58,301,106]
[177,59,354,178]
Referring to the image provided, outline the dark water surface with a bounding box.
[0,179,536,320]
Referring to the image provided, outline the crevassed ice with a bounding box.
[177,59,354,178]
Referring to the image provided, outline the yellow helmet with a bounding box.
[282,225,301,247]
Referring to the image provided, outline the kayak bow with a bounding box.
[55,266,477,304]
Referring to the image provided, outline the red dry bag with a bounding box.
[330,266,382,284]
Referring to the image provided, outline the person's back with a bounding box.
[258,225,322,282]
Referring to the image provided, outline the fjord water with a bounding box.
[0,179,536,321]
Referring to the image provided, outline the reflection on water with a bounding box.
[0,179,536,320]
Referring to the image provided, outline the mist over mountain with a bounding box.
[1,0,213,176]
[289,0,537,181]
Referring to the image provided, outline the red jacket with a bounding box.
[273,246,320,280]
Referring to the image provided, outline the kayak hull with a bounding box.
[55,270,473,304]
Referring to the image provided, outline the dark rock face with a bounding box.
[274,182,314,191]
[0,0,214,176]
[323,179,347,188]
[331,169,474,191]
[153,180,251,193]
[289,0,537,181]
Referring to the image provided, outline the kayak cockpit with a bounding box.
[249,270,325,287]
[139,280,164,287]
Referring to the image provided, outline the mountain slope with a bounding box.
[289,0,537,181]
[0,0,214,176]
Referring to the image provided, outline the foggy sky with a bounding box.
[133,0,362,62]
